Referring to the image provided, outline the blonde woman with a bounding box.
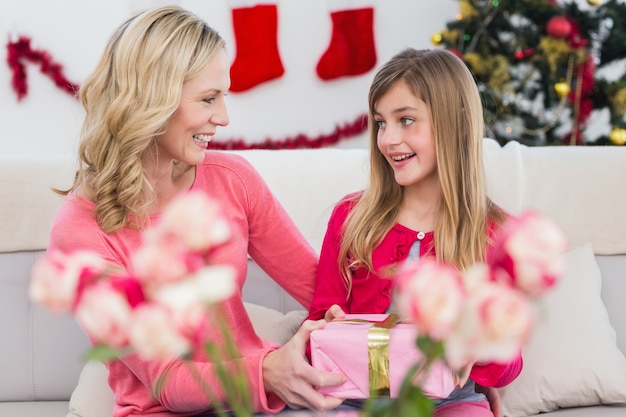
[308,48,521,416]
[48,6,345,416]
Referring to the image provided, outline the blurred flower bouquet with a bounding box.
[362,210,568,417]
[30,191,253,417]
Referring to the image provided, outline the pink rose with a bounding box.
[474,285,534,363]
[29,250,106,313]
[128,303,191,360]
[445,282,534,369]
[460,262,492,293]
[394,258,465,341]
[109,275,145,308]
[489,211,567,297]
[157,191,231,252]
[131,234,192,286]
[151,265,236,338]
[75,281,133,348]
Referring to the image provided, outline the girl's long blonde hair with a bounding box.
[62,6,225,233]
[339,48,505,289]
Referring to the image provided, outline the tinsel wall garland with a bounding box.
[5,35,368,150]
[7,35,79,101]
[207,114,368,150]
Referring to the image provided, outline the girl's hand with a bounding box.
[454,362,474,388]
[324,304,346,322]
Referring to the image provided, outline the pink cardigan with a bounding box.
[48,151,317,416]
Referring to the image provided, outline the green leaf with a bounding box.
[416,336,444,362]
[83,344,123,362]
[361,387,435,417]
[203,331,253,417]
[406,386,435,417]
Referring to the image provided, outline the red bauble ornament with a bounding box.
[514,48,535,60]
[546,16,572,38]
[447,48,464,60]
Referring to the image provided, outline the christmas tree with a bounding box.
[432,0,626,145]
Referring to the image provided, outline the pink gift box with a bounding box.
[310,314,455,399]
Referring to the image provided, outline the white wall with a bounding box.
[1,0,458,157]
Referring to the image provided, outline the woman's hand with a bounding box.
[262,319,347,411]
[324,304,346,322]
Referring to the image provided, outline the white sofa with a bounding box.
[1,139,626,417]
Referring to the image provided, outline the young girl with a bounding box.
[307,48,522,416]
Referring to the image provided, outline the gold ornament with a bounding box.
[587,0,602,6]
[612,87,626,118]
[431,32,443,46]
[459,0,479,19]
[554,82,571,98]
[609,128,626,145]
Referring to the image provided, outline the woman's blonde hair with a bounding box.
[339,48,505,289]
[64,6,225,233]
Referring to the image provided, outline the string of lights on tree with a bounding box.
[431,0,626,145]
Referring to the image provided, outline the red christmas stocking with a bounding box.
[316,6,377,81]
[229,3,285,93]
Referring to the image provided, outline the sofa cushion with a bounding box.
[0,250,91,402]
[499,243,626,416]
[66,361,113,417]
[482,139,626,255]
[242,302,308,345]
[0,156,75,252]
[0,401,71,416]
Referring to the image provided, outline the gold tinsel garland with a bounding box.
[464,52,510,92]
[534,37,586,77]
[459,0,479,20]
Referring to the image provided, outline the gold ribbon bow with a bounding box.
[336,314,401,397]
